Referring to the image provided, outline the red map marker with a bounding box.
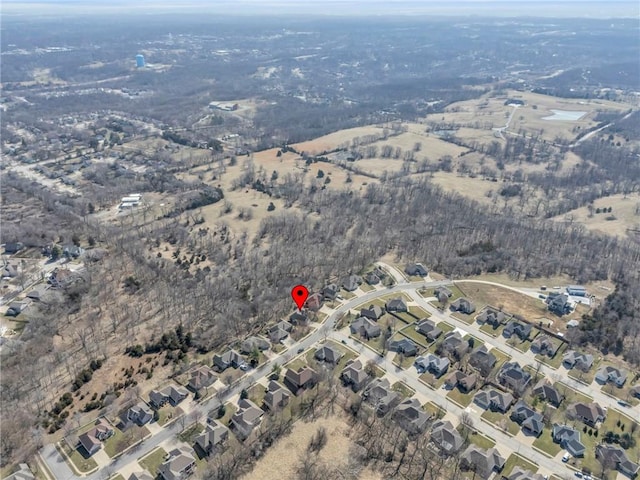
[291,285,309,311]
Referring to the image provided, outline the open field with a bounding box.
[292,125,386,154]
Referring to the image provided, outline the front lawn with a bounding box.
[138,447,167,477]
[216,403,237,427]
[423,401,446,419]
[446,388,474,407]
[393,352,416,370]
[535,342,568,370]
[480,323,504,337]
[399,325,430,347]
[554,382,593,404]
[391,381,415,399]
[248,383,267,407]
[464,429,496,450]
[502,453,539,476]
[103,426,150,458]
[481,410,520,436]
[532,430,563,457]
[491,348,511,370]
[567,358,600,385]
[177,423,205,443]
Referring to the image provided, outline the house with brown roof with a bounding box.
[532,379,563,407]
[340,359,370,392]
[263,380,291,410]
[78,418,114,456]
[284,366,317,395]
[566,402,606,427]
[187,365,217,392]
[305,293,323,311]
[444,370,477,393]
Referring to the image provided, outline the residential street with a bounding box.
[39,263,637,479]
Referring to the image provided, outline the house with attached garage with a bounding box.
[450,297,476,314]
[415,318,442,341]
[231,399,263,439]
[350,316,381,339]
[362,378,401,415]
[314,344,344,365]
[158,447,197,480]
[392,398,430,435]
[510,400,544,437]
[460,446,506,479]
[364,271,381,285]
[148,385,189,408]
[240,336,270,354]
[468,345,497,375]
[322,284,340,300]
[444,370,477,393]
[341,359,370,392]
[503,321,533,341]
[289,310,309,326]
[508,468,546,480]
[434,286,453,298]
[125,403,154,426]
[532,379,563,407]
[552,424,585,457]
[213,349,246,371]
[530,334,560,358]
[284,366,317,395]
[387,338,418,357]
[497,362,531,392]
[342,275,362,292]
[562,350,594,372]
[385,297,408,313]
[263,380,291,411]
[595,365,627,387]
[187,365,217,392]
[475,307,507,326]
[595,445,640,479]
[4,464,35,480]
[195,420,229,455]
[566,401,606,427]
[78,418,115,456]
[430,420,464,456]
[405,263,428,277]
[439,331,469,360]
[415,354,450,378]
[360,304,384,321]
[473,389,514,413]
[547,293,572,315]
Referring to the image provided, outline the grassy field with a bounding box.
[533,430,563,457]
[58,441,98,474]
[481,410,520,436]
[446,388,474,407]
[391,381,415,399]
[103,426,150,458]
[555,382,593,404]
[138,447,168,477]
[502,453,539,476]
[466,430,496,450]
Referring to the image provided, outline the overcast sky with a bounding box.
[3,0,639,18]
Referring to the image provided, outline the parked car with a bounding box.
[562,453,571,463]
[574,473,582,478]
[297,348,304,354]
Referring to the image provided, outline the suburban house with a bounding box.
[595,444,640,479]
[268,323,291,343]
[450,298,476,314]
[387,338,418,356]
[360,304,384,321]
[213,349,246,371]
[362,378,401,415]
[473,389,514,413]
[439,331,469,359]
[129,471,155,480]
[552,424,586,457]
[263,380,291,410]
[231,399,264,439]
[405,263,428,276]
[158,447,197,480]
[415,319,442,341]
[434,286,453,298]
[430,420,464,456]
[284,366,317,395]
[187,365,217,392]
[78,418,115,456]
[595,365,628,387]
[240,336,270,354]
[148,385,189,408]
[510,400,544,437]
[476,307,508,326]
[5,300,31,317]
[350,317,381,338]
[364,271,380,285]
[289,311,309,326]
[530,334,560,358]
[314,344,344,365]
[497,362,531,392]
[547,294,572,315]
[126,403,154,426]
[562,351,594,372]
[3,242,24,254]
[566,402,606,427]
[392,398,430,435]
[2,263,19,278]
[63,245,85,258]
[322,284,340,300]
[4,464,35,480]
[342,275,362,292]
[385,297,408,313]
[508,467,546,480]
[26,285,49,301]
[195,420,229,455]
[340,359,370,392]
[305,292,324,311]
[566,285,587,297]
[459,446,506,479]
[468,345,497,375]
[532,379,563,407]
[444,370,477,393]
[415,354,450,378]
[503,321,533,341]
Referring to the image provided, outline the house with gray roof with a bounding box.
[289,310,309,326]
[562,351,594,372]
[444,370,477,393]
[4,464,35,480]
[595,365,627,388]
[460,446,506,479]
[362,378,401,415]
[507,467,546,480]
[405,263,428,276]
[388,338,418,357]
[595,444,640,479]
[503,321,533,341]
[530,334,560,358]
[350,317,381,338]
[187,365,217,392]
[158,447,197,480]
[240,336,270,354]
[498,362,531,392]
[213,349,246,371]
[231,399,263,439]
[360,304,384,321]
[129,472,154,480]
[314,344,344,364]
[6,300,31,317]
[473,389,514,413]
[263,380,291,411]
[415,354,449,378]
[547,293,572,315]
[434,286,453,298]
[430,420,464,455]
[385,297,408,313]
[322,284,340,300]
[476,307,507,326]
[126,403,153,426]
[450,297,476,314]
[510,400,544,437]
[468,345,497,375]
[552,424,585,457]
[532,379,563,407]
[342,275,362,292]
[149,385,189,408]
[415,319,442,341]
[195,420,229,455]
[392,398,430,434]
[340,359,369,392]
[364,272,381,285]
[439,331,469,359]
[567,402,606,427]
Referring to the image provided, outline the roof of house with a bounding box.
[385,297,408,311]
[341,359,369,386]
[158,447,196,480]
[552,424,585,455]
[430,420,464,454]
[188,365,217,390]
[4,464,35,480]
[232,399,263,430]
[363,378,400,410]
[393,398,430,433]
[568,402,606,424]
[445,370,477,391]
[596,444,640,476]
[416,354,450,373]
[498,362,531,389]
[562,350,594,370]
[388,338,417,355]
[511,400,544,435]
[469,345,497,371]
[532,379,563,405]
[284,366,317,389]
[460,445,506,478]
[264,380,291,409]
[415,318,442,338]
[314,344,344,363]
[360,304,384,320]
[240,336,270,353]
[129,472,155,480]
[503,321,533,339]
[508,467,546,480]
[474,389,514,411]
[350,316,381,337]
[595,365,627,385]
